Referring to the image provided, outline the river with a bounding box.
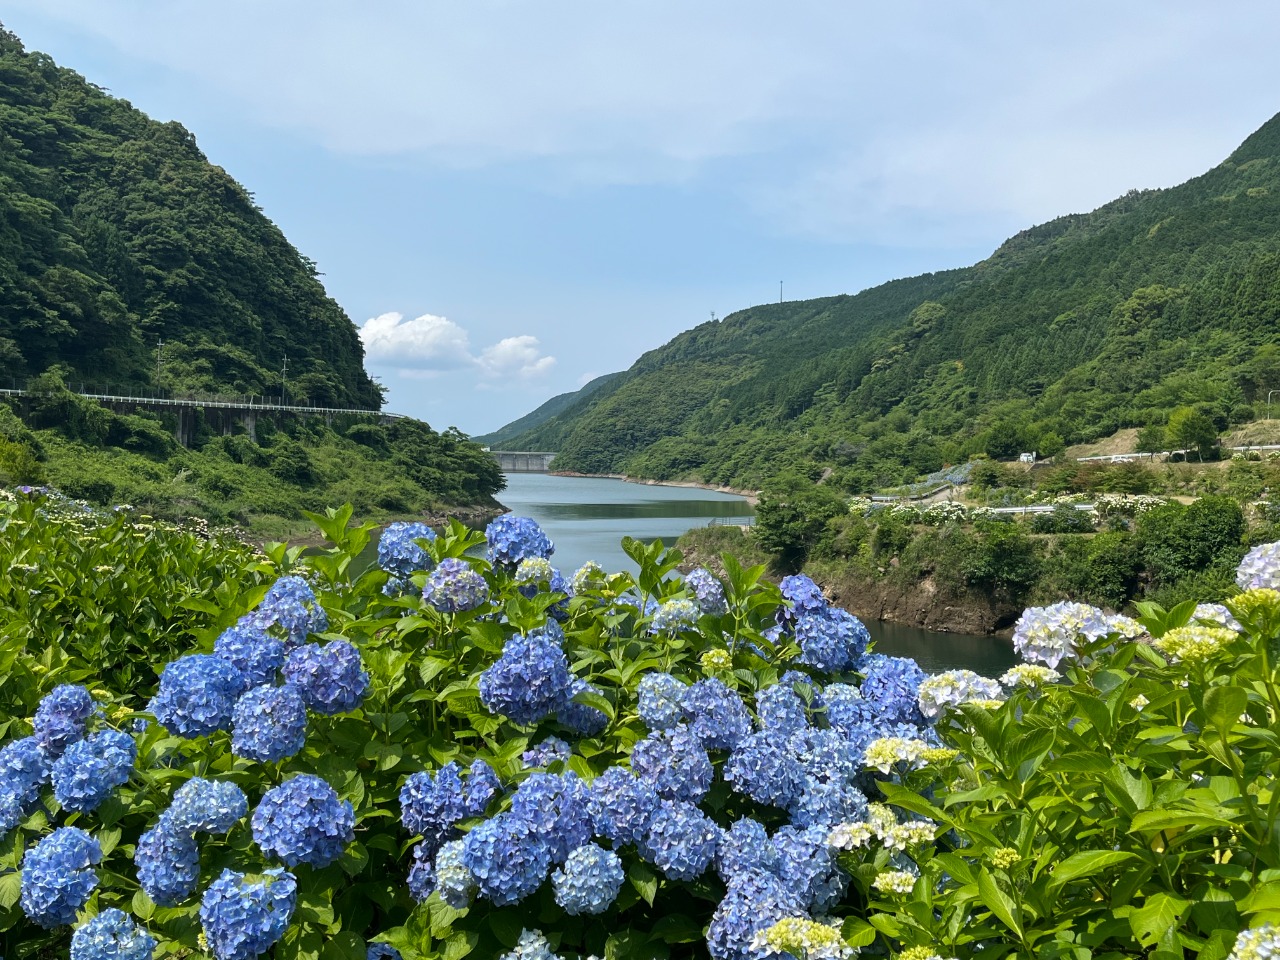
[496,472,1017,675]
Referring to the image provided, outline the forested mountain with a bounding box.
[0,24,379,408]
[475,372,621,448]
[503,112,1280,491]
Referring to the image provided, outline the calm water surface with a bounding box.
[496,473,1016,675]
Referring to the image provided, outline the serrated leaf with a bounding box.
[0,871,20,910]
[1049,850,1140,893]
[977,868,1022,938]
[1131,893,1189,948]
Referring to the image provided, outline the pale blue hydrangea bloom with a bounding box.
[214,625,285,689]
[478,630,573,725]
[199,867,297,960]
[916,670,1003,720]
[685,568,728,616]
[434,839,477,909]
[377,521,436,580]
[1011,601,1116,668]
[1,736,49,835]
[631,727,713,803]
[650,598,701,634]
[498,929,563,960]
[460,812,553,906]
[70,908,156,960]
[585,766,656,847]
[1238,542,1280,590]
[168,778,248,835]
[639,799,720,881]
[551,843,624,915]
[637,672,687,731]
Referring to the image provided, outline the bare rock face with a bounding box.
[820,571,1019,636]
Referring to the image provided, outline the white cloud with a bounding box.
[359,312,555,381]
[479,336,557,380]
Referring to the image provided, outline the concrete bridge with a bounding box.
[489,450,557,472]
[0,388,403,447]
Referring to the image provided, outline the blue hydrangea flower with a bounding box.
[777,574,827,631]
[716,818,782,883]
[51,729,136,814]
[756,680,811,737]
[485,515,554,569]
[231,684,308,763]
[254,576,328,648]
[859,655,928,725]
[632,727,713,803]
[282,640,369,715]
[168,778,248,835]
[683,678,752,750]
[199,867,297,960]
[555,679,609,737]
[499,929,563,960]
[706,869,803,960]
[523,737,572,768]
[773,824,848,912]
[149,655,246,738]
[478,630,573,725]
[460,811,553,906]
[71,908,157,960]
[33,685,96,758]
[422,559,490,613]
[510,772,593,864]
[214,625,285,689]
[1,736,51,833]
[465,760,502,817]
[723,729,804,809]
[586,766,656,847]
[400,763,466,853]
[367,944,403,960]
[20,826,102,927]
[136,817,201,905]
[637,672,687,732]
[251,774,354,868]
[685,568,728,616]
[639,800,719,881]
[434,839,476,909]
[407,841,436,903]
[552,843,624,915]
[794,607,870,674]
[377,521,437,580]
[821,683,878,732]
[649,598,701,634]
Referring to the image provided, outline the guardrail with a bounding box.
[0,388,405,419]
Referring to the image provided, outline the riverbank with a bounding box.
[550,471,760,505]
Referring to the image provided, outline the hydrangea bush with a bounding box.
[3,493,1280,960]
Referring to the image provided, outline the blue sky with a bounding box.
[5,2,1280,435]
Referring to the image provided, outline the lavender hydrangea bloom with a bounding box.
[586,766,656,847]
[478,631,573,725]
[637,672,687,732]
[199,867,297,960]
[649,598,701,634]
[683,678,752,750]
[859,655,928,725]
[282,640,369,715]
[523,737,572,768]
[1238,541,1280,590]
[465,760,502,817]
[1,736,51,833]
[254,576,328,648]
[461,812,553,906]
[706,869,803,960]
[631,727,713,803]
[33,684,96,758]
[400,763,466,852]
[777,574,826,631]
[214,625,285,689]
[70,908,157,960]
[51,729,136,813]
[639,800,720,881]
[149,655,246,738]
[485,515,554,570]
[685,568,728,616]
[794,608,870,673]
[252,774,354,868]
[510,772,594,864]
[377,521,437,579]
[716,818,781,882]
[136,817,201,905]
[555,679,609,736]
[231,684,308,763]
[551,843,624,915]
[168,778,248,835]
[723,730,804,809]
[422,559,490,613]
[20,826,102,927]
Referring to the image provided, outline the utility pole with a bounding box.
[779,281,783,304]
[155,338,164,382]
[281,355,289,406]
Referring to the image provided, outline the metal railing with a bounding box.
[0,387,405,419]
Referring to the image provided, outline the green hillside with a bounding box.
[475,372,621,448]
[0,24,378,408]
[509,114,1280,491]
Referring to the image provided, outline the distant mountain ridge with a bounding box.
[475,372,621,448]
[0,23,379,409]
[501,112,1280,491]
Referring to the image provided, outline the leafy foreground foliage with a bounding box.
[4,493,1280,960]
